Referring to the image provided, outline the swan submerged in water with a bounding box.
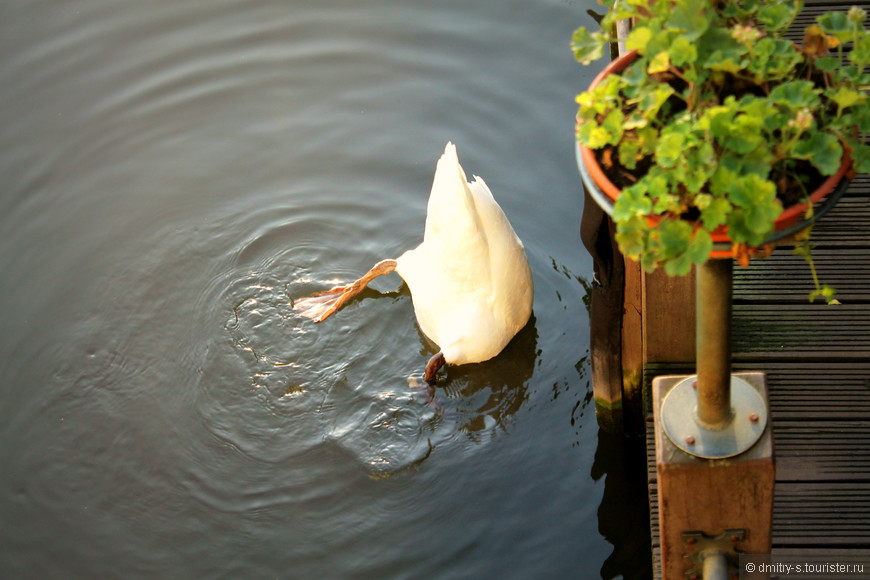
[294,142,533,383]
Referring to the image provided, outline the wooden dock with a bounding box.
[646,173,870,576]
[635,4,870,575]
[574,2,870,575]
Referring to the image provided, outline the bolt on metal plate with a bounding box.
[661,375,768,459]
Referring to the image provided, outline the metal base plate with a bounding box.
[661,375,768,459]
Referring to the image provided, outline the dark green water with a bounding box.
[0,0,651,578]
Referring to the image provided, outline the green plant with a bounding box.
[572,0,870,302]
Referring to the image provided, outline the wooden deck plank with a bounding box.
[773,483,870,547]
[732,304,870,361]
[798,196,870,248]
[733,248,870,304]
[775,421,870,482]
[741,362,870,421]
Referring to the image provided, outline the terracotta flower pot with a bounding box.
[577,50,852,259]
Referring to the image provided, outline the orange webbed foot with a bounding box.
[293,284,356,322]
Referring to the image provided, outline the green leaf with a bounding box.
[571,27,607,65]
[667,0,711,41]
[723,175,781,245]
[851,33,870,67]
[618,139,642,170]
[647,51,671,74]
[686,229,713,263]
[576,121,610,148]
[701,103,736,139]
[814,56,840,73]
[576,74,622,117]
[829,86,866,111]
[809,284,840,305]
[757,3,800,33]
[655,130,684,168]
[646,172,670,199]
[727,208,776,246]
[709,164,739,197]
[636,126,659,157]
[700,28,747,74]
[612,182,652,222]
[625,26,653,52]
[817,12,854,44]
[669,37,698,67]
[746,200,780,233]
[653,193,681,215]
[850,142,870,174]
[600,109,624,145]
[637,85,676,121]
[728,174,777,210]
[615,215,648,259]
[657,219,692,258]
[700,197,732,230]
[748,38,803,79]
[792,132,843,176]
[622,112,648,131]
[722,112,766,154]
[769,80,821,108]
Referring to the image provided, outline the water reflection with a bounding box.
[593,430,654,580]
[422,314,538,439]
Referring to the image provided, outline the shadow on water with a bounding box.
[421,314,538,439]
[594,429,654,580]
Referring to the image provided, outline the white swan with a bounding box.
[294,142,534,382]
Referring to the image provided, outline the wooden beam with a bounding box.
[622,256,645,434]
[643,269,696,364]
[581,189,625,432]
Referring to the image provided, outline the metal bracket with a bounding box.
[682,529,746,580]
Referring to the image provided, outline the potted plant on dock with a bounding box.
[572,0,870,303]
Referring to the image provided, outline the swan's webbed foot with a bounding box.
[293,259,398,322]
[293,284,356,322]
[424,352,446,384]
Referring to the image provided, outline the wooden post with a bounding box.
[652,372,775,580]
[643,269,696,364]
[581,188,625,433]
[621,256,644,434]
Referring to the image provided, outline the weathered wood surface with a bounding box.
[652,374,775,580]
[732,248,870,304]
[774,483,870,547]
[580,187,625,432]
[643,269,695,364]
[732,304,870,360]
[774,421,870,482]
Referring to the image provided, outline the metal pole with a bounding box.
[701,550,729,580]
[696,259,733,429]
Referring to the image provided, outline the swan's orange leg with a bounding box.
[294,259,397,322]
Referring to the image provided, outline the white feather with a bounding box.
[395,142,533,365]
